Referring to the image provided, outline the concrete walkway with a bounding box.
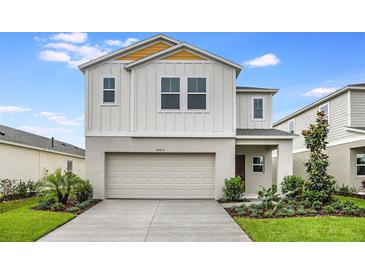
[39,199,251,242]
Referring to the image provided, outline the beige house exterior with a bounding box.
[79,34,295,200]
[0,125,85,181]
[274,84,365,189]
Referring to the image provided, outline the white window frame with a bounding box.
[288,119,295,134]
[252,96,265,121]
[319,102,330,122]
[101,76,118,105]
[252,156,265,173]
[356,154,365,177]
[186,76,209,112]
[159,76,181,112]
[158,75,209,113]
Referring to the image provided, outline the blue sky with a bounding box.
[1,32,364,148]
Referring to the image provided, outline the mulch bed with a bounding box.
[32,199,102,215]
[225,208,365,219]
[217,198,251,203]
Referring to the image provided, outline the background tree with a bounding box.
[302,111,336,204]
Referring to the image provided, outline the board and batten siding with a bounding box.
[85,60,236,135]
[236,93,272,129]
[275,91,353,150]
[351,90,365,127]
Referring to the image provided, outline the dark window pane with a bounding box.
[161,94,179,109]
[254,98,263,108]
[161,78,170,92]
[67,160,73,172]
[197,78,206,92]
[104,78,115,89]
[188,94,206,109]
[253,157,263,165]
[253,165,263,173]
[103,90,115,103]
[357,155,365,165]
[188,78,197,92]
[254,108,263,119]
[357,166,365,176]
[171,78,180,92]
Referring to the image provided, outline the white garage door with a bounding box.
[105,153,215,199]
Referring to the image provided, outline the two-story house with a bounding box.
[274,84,365,189]
[78,34,295,200]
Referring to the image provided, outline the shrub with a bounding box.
[361,180,365,190]
[323,205,335,214]
[222,176,244,201]
[302,111,336,204]
[51,202,66,211]
[43,168,83,204]
[336,184,357,195]
[78,199,94,209]
[263,210,274,218]
[14,180,28,198]
[0,179,16,198]
[38,197,56,210]
[312,200,323,210]
[281,175,305,200]
[258,187,279,210]
[66,206,80,213]
[74,180,94,203]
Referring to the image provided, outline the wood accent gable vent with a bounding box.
[162,50,207,60]
[115,42,171,61]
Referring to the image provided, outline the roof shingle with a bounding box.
[0,124,85,157]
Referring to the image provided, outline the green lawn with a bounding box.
[0,197,75,242]
[235,216,365,242]
[334,195,365,207]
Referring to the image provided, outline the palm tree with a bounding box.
[44,168,83,204]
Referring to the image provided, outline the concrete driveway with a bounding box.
[39,199,251,242]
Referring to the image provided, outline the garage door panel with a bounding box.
[105,153,215,199]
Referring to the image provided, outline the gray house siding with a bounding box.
[351,90,365,127]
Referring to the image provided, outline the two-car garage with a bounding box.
[105,153,215,199]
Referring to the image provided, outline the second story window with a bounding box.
[253,98,264,119]
[319,103,329,121]
[103,77,116,103]
[288,120,295,133]
[187,77,207,110]
[161,77,180,110]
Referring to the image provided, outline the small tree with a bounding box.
[44,168,83,204]
[302,111,335,204]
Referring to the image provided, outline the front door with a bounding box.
[235,155,245,180]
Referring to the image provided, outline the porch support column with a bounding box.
[276,140,293,194]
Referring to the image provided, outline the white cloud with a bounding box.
[18,126,74,136]
[76,115,85,121]
[38,33,137,68]
[39,50,71,62]
[51,32,87,44]
[35,111,62,117]
[35,111,83,126]
[45,42,78,52]
[245,53,281,68]
[104,37,139,47]
[0,106,31,114]
[302,87,337,97]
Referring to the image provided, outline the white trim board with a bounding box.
[85,131,236,138]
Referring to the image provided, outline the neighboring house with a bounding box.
[274,84,365,189]
[0,124,85,181]
[78,34,295,200]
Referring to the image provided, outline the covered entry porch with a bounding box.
[235,129,295,198]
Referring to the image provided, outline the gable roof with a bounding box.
[124,42,242,74]
[0,124,85,158]
[78,34,242,75]
[236,86,278,94]
[78,34,179,72]
[273,83,365,126]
